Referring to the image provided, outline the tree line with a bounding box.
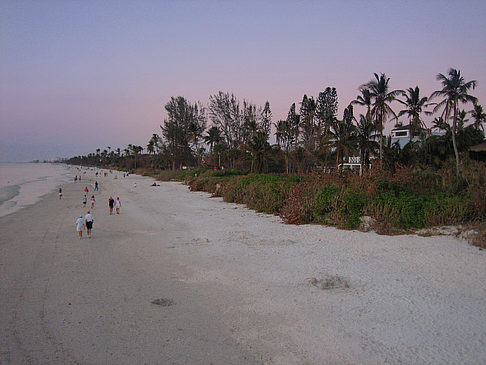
[68,68,485,176]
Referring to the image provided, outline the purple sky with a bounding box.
[1,0,485,162]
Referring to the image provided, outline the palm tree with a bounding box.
[329,105,357,169]
[432,116,450,132]
[430,68,477,176]
[188,121,204,150]
[248,131,271,173]
[129,145,143,169]
[397,86,429,142]
[470,103,486,131]
[147,134,160,168]
[355,114,378,174]
[352,88,372,118]
[204,126,222,153]
[456,110,469,131]
[360,73,402,161]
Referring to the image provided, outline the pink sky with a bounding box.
[1,0,485,161]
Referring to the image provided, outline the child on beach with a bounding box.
[75,215,84,239]
[83,195,87,207]
[84,186,89,193]
[85,211,94,238]
[58,187,62,199]
[108,196,114,215]
[90,195,96,208]
[115,197,121,214]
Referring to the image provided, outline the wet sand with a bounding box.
[1,170,485,364]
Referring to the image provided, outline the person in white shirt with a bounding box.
[75,215,84,239]
[115,197,121,214]
[84,211,94,238]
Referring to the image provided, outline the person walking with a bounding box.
[84,186,89,194]
[90,195,96,208]
[75,215,84,239]
[108,196,115,215]
[85,211,94,238]
[83,194,87,207]
[94,181,99,191]
[58,187,62,199]
[115,197,121,214]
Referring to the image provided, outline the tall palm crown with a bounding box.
[360,73,401,161]
[352,89,372,118]
[398,86,428,141]
[204,126,222,152]
[430,68,477,176]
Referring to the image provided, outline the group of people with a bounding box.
[76,184,96,239]
[108,196,121,215]
[74,185,123,239]
[76,211,94,239]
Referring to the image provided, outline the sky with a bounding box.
[1,0,485,162]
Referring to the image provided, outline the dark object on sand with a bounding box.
[151,298,175,306]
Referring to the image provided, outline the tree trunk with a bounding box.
[285,150,289,174]
[452,101,461,177]
[379,111,383,162]
[360,150,365,176]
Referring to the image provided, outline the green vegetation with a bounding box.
[180,162,485,236]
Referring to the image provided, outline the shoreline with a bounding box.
[1,170,485,364]
[0,163,73,218]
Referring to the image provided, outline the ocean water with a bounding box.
[0,163,72,217]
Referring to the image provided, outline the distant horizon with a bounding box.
[1,1,485,162]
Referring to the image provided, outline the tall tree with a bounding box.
[329,104,357,169]
[204,126,222,153]
[242,100,260,144]
[361,73,401,161]
[287,103,300,144]
[352,88,372,118]
[315,87,338,137]
[130,145,143,169]
[275,119,295,174]
[355,113,378,174]
[208,92,242,148]
[147,134,161,168]
[161,96,205,170]
[397,86,429,142]
[299,95,317,151]
[260,101,272,137]
[248,131,271,173]
[430,68,477,176]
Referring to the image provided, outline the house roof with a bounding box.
[469,143,486,152]
[391,125,410,131]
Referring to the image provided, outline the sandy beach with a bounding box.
[1,170,485,364]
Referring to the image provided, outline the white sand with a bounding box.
[1,169,485,364]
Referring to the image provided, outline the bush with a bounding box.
[179,162,486,232]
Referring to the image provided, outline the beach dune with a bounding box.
[1,170,485,364]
